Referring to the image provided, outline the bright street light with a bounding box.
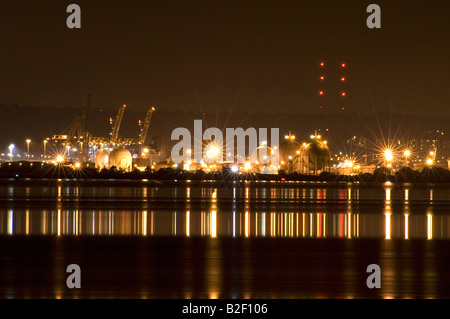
[9,144,14,161]
[43,140,48,159]
[384,149,393,162]
[26,139,31,158]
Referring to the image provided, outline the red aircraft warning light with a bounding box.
[341,77,346,82]
[320,76,324,80]
[319,91,324,95]
[341,63,346,68]
[320,62,325,67]
[341,92,346,97]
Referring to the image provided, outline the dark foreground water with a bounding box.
[1,178,450,298]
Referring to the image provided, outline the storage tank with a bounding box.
[109,148,132,172]
[279,137,299,163]
[250,144,279,174]
[300,139,331,172]
[95,149,110,170]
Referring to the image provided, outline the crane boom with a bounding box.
[110,104,126,143]
[138,106,155,145]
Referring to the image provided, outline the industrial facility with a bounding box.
[49,95,159,172]
[1,94,449,177]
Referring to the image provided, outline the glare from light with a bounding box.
[207,145,219,157]
[404,150,411,157]
[231,165,239,173]
[384,149,393,161]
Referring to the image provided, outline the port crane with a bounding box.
[51,97,157,162]
[138,106,155,145]
[109,104,127,144]
[53,94,90,161]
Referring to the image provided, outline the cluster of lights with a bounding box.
[318,61,347,110]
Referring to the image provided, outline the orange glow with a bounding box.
[385,213,391,240]
[427,213,433,240]
[211,211,217,238]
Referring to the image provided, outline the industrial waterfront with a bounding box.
[2,1,450,307]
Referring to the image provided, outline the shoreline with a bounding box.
[1,162,450,186]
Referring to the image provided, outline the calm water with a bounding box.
[1,178,450,298]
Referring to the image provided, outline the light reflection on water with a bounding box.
[0,181,448,239]
[1,208,448,239]
[1,180,450,298]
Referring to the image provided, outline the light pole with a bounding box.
[9,144,14,161]
[404,150,411,167]
[26,139,31,158]
[43,140,48,159]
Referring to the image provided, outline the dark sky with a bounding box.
[1,0,450,116]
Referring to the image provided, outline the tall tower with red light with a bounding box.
[340,62,347,110]
[317,61,347,111]
[318,61,325,110]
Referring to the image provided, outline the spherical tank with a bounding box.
[250,145,277,165]
[95,149,110,170]
[109,148,132,172]
[300,140,331,170]
[279,139,299,162]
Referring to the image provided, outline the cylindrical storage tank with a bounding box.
[95,148,110,170]
[109,148,132,172]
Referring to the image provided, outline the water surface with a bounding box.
[0,179,449,298]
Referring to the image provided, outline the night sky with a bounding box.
[1,0,450,116]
